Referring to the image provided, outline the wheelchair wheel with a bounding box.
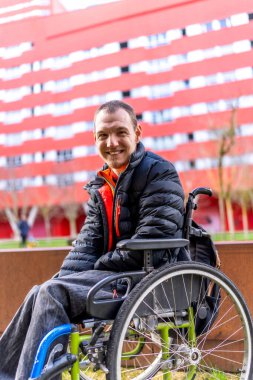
[106,262,253,379]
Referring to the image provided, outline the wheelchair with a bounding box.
[30,188,253,380]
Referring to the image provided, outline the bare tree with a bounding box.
[63,203,80,238]
[0,167,37,239]
[40,204,55,238]
[238,191,250,237]
[216,107,237,233]
[39,160,82,238]
[231,161,253,238]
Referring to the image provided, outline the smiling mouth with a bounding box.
[106,150,124,156]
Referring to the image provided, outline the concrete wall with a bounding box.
[0,242,252,334]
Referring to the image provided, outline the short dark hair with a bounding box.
[94,100,138,130]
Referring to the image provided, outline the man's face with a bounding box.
[94,108,142,172]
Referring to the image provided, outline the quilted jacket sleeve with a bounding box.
[58,196,104,277]
[94,160,185,271]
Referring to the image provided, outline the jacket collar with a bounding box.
[128,141,145,169]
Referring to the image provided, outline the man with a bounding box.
[18,216,30,247]
[0,100,185,379]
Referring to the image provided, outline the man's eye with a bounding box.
[98,134,107,140]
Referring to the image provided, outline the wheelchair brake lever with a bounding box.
[43,343,63,371]
[89,321,106,346]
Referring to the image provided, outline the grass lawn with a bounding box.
[62,370,237,379]
[0,230,252,250]
[0,237,70,249]
[212,231,253,241]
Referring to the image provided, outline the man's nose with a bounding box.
[107,134,119,147]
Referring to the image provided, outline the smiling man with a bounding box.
[0,100,185,380]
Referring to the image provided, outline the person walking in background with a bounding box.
[18,216,30,247]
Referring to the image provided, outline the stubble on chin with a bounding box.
[107,159,122,169]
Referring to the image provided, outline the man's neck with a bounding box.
[111,168,120,177]
[111,164,128,177]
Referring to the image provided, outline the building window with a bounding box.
[188,133,194,141]
[5,133,21,146]
[0,42,32,60]
[184,79,190,88]
[57,149,73,162]
[52,55,71,70]
[121,66,129,73]
[120,41,128,49]
[57,174,74,187]
[6,179,23,191]
[6,156,22,167]
[51,79,72,93]
[53,101,72,116]
[122,90,130,98]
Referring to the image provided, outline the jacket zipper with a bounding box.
[113,171,126,240]
[96,174,116,252]
[115,197,121,238]
[98,171,125,241]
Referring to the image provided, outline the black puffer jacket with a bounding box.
[59,143,185,276]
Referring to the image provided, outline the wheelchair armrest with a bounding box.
[116,238,189,251]
[86,271,145,319]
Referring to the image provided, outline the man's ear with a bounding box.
[135,124,142,142]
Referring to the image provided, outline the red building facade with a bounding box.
[0,0,253,238]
